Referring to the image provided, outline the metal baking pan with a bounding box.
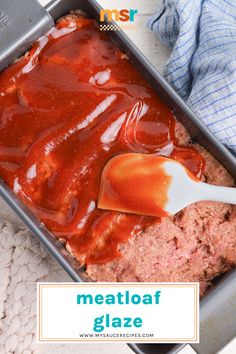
[0,0,235,353]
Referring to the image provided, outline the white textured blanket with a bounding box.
[0,200,130,354]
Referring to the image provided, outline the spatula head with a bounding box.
[98,153,172,217]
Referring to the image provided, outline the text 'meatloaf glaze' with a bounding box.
[0,14,235,294]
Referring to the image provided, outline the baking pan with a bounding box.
[0,0,235,353]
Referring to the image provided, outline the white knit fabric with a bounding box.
[0,215,68,353]
[0,202,130,354]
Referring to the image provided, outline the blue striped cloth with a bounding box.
[148,0,236,154]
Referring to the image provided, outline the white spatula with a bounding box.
[98,153,236,217]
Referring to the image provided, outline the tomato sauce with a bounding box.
[0,15,205,264]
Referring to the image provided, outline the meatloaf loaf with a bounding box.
[0,13,235,296]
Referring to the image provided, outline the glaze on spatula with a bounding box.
[98,153,236,217]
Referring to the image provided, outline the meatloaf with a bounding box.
[0,13,235,296]
[87,145,236,295]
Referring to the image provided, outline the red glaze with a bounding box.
[98,154,172,217]
[0,15,205,264]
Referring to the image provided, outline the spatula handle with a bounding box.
[197,182,236,205]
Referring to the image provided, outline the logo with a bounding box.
[0,10,9,31]
[100,9,138,31]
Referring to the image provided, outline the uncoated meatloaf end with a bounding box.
[86,144,236,296]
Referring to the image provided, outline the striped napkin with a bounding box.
[148,0,236,155]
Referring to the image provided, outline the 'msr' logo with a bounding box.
[100,9,138,22]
